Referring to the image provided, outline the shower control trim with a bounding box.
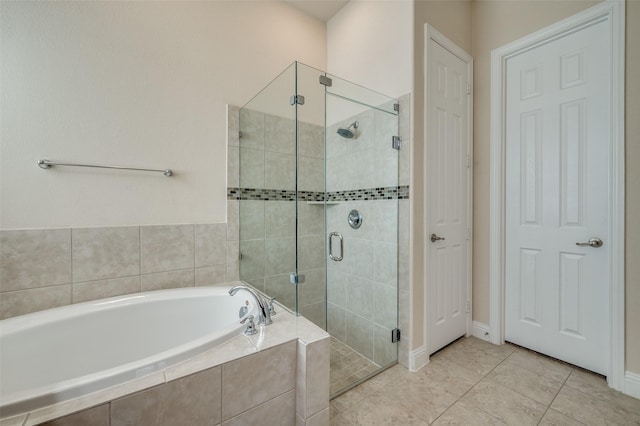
[329,232,344,262]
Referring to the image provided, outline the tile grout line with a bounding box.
[535,368,576,425]
[429,347,515,425]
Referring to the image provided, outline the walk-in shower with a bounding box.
[237,61,399,397]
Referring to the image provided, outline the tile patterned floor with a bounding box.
[330,336,640,425]
[331,337,381,397]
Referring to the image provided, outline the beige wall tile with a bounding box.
[239,200,265,240]
[227,145,239,188]
[73,276,140,303]
[265,237,296,276]
[227,104,240,147]
[0,284,71,319]
[298,122,324,159]
[140,225,194,274]
[239,148,265,189]
[298,268,325,306]
[222,389,296,426]
[265,152,295,190]
[194,223,226,267]
[40,404,110,426]
[299,301,325,329]
[226,240,240,281]
[373,324,396,366]
[345,312,373,360]
[239,109,264,151]
[195,265,226,287]
[239,239,264,280]
[140,269,194,292]
[72,226,139,283]
[298,156,324,193]
[265,114,295,155]
[227,200,239,242]
[222,341,296,420]
[0,229,71,292]
[265,274,296,311]
[265,201,295,238]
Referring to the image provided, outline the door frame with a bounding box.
[488,1,625,390]
[424,24,474,356]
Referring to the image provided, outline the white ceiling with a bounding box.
[284,0,349,22]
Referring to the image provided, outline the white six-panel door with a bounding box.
[504,19,610,374]
[427,36,472,354]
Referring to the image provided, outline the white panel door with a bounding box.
[427,39,471,354]
[505,20,609,374]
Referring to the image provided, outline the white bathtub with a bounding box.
[0,285,257,417]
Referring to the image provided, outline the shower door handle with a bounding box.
[329,232,344,262]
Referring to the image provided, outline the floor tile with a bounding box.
[435,337,514,376]
[432,400,507,425]
[461,379,547,426]
[504,348,573,383]
[538,408,585,425]
[564,369,640,417]
[551,386,640,425]
[487,362,563,405]
[337,390,429,426]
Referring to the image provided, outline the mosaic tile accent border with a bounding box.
[227,186,409,201]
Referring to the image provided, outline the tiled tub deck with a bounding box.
[1,306,329,426]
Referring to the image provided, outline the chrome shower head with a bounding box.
[337,121,359,139]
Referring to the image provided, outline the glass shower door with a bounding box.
[324,79,399,396]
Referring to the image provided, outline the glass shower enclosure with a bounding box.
[238,62,399,397]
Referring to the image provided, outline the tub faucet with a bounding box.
[228,285,273,326]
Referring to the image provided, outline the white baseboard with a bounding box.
[625,371,640,399]
[409,346,429,372]
[472,321,491,342]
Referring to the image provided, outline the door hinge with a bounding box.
[392,136,401,150]
[466,302,471,313]
[466,82,471,95]
[393,103,400,112]
[290,273,306,285]
[290,95,305,106]
[391,328,401,343]
[319,75,333,87]
[466,154,471,168]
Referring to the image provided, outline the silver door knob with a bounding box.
[576,238,603,248]
[430,233,445,243]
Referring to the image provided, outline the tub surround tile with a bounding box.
[0,413,27,426]
[160,367,222,426]
[238,239,264,280]
[0,229,71,292]
[72,227,139,283]
[140,269,194,291]
[226,200,239,242]
[222,389,296,426]
[194,223,227,268]
[23,372,166,426]
[296,338,330,419]
[239,200,265,241]
[39,404,110,426]
[264,237,296,276]
[164,335,256,383]
[0,285,71,319]
[195,265,226,287]
[110,384,164,425]
[140,225,194,274]
[221,341,296,420]
[72,276,141,304]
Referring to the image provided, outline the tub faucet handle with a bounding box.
[240,315,257,335]
[267,297,277,316]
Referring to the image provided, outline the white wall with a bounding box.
[0,1,326,229]
[327,0,413,99]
